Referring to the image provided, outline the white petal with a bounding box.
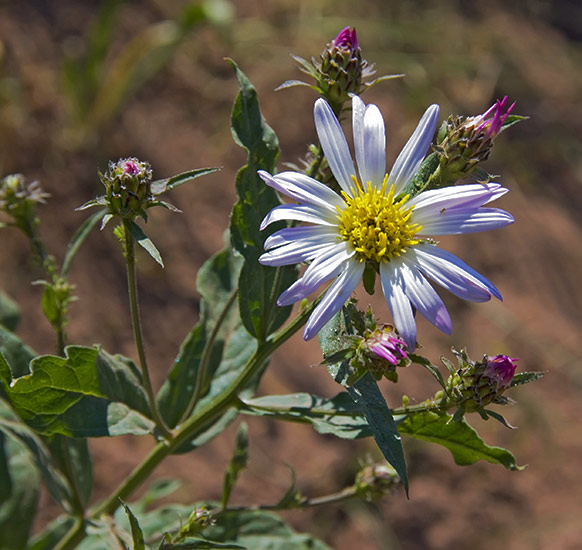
[260,204,336,230]
[258,170,344,211]
[388,104,440,195]
[399,260,452,334]
[380,260,417,350]
[303,261,365,340]
[264,225,339,250]
[352,97,386,188]
[314,98,357,196]
[415,208,515,235]
[408,183,506,212]
[259,241,336,267]
[277,243,353,306]
[411,245,502,301]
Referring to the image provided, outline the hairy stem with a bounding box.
[123,220,173,440]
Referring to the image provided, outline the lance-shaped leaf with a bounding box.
[150,167,221,195]
[398,410,522,470]
[241,392,372,440]
[221,422,249,508]
[1,346,156,437]
[228,59,298,340]
[122,502,146,550]
[319,308,408,493]
[62,209,106,276]
[157,234,257,430]
[127,219,164,267]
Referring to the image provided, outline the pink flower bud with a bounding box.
[483,354,518,389]
[333,26,359,50]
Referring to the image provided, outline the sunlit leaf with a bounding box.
[228,59,298,340]
[398,411,523,470]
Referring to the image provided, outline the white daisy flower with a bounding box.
[258,96,514,350]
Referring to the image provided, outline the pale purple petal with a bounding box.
[264,225,339,250]
[411,244,502,301]
[314,98,357,196]
[415,208,515,235]
[303,261,365,340]
[258,170,344,211]
[260,204,336,230]
[399,260,452,334]
[387,104,440,195]
[278,242,354,306]
[259,241,336,267]
[407,183,506,212]
[352,96,386,188]
[379,260,417,350]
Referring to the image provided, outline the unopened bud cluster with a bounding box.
[435,97,515,184]
[0,174,49,234]
[446,352,518,412]
[100,158,153,220]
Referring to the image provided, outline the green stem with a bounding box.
[223,484,358,513]
[179,289,239,424]
[87,300,316,521]
[307,144,324,180]
[53,518,85,550]
[123,220,172,440]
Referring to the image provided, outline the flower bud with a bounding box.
[435,97,516,183]
[357,327,409,382]
[99,157,153,219]
[448,353,518,412]
[318,27,367,112]
[0,174,50,234]
[355,461,399,502]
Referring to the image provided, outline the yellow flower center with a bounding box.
[337,175,422,263]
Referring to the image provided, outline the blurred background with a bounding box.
[0,1,581,548]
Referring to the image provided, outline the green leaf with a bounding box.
[28,515,77,550]
[404,151,440,197]
[319,308,408,492]
[0,290,19,332]
[398,411,523,470]
[122,502,146,550]
[227,59,298,340]
[347,374,409,493]
[127,220,164,267]
[241,392,371,440]
[510,371,544,387]
[47,436,93,508]
[160,539,246,550]
[62,209,107,276]
[41,285,60,325]
[151,167,221,195]
[0,403,39,549]
[2,346,155,437]
[157,234,256,430]
[0,400,73,512]
[203,510,332,550]
[0,325,36,379]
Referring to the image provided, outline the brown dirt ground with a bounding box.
[0,1,581,549]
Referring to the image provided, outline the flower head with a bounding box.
[446,351,519,412]
[258,97,514,349]
[435,97,517,183]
